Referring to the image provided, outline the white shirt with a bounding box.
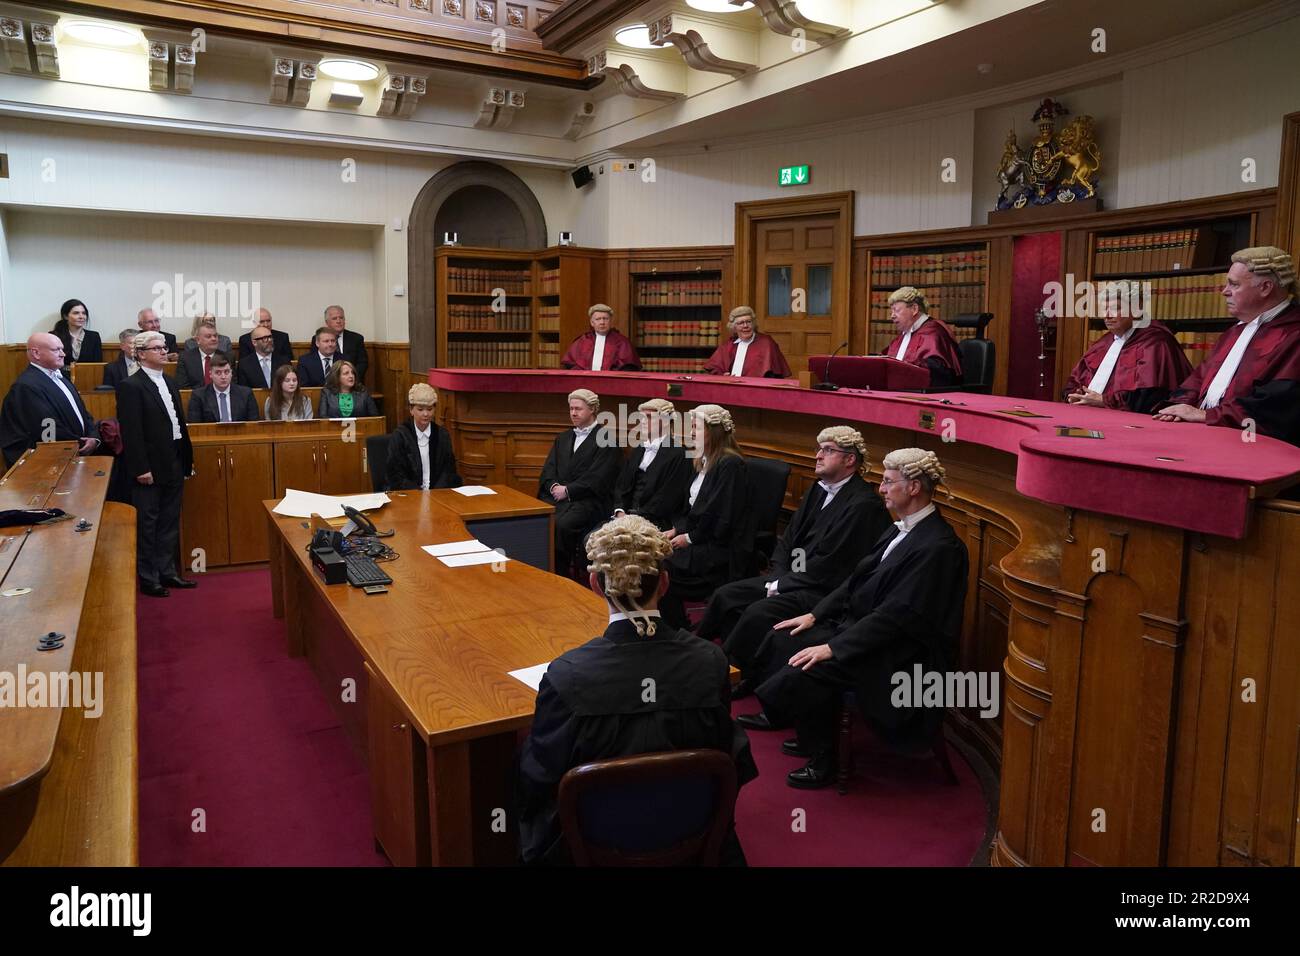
[687,466,706,506]
[125,358,139,377]
[143,365,182,440]
[572,424,594,452]
[1200,299,1292,409]
[639,435,666,472]
[591,333,607,372]
[608,609,662,625]
[1087,328,1132,396]
[69,328,85,360]
[729,337,752,376]
[818,473,853,509]
[34,364,86,432]
[415,423,432,491]
[880,502,936,564]
[893,315,929,361]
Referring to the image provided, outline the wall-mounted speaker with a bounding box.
[571,165,594,189]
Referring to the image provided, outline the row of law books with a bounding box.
[537,341,561,368]
[1094,228,1212,275]
[539,268,561,296]
[867,287,984,334]
[1140,273,1231,320]
[640,357,707,373]
[446,341,531,367]
[446,266,531,294]
[1087,326,1222,369]
[870,249,988,286]
[446,304,531,331]
[636,320,720,347]
[536,305,560,331]
[634,278,722,306]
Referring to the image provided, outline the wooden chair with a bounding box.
[835,691,960,795]
[558,750,738,866]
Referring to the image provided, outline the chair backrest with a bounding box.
[958,338,995,389]
[558,750,738,866]
[744,455,792,567]
[366,433,392,493]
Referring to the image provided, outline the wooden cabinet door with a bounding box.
[225,442,275,564]
[274,441,321,497]
[181,444,230,569]
[318,437,369,496]
[365,662,429,867]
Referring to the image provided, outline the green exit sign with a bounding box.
[778,164,810,187]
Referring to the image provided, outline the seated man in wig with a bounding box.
[881,287,964,387]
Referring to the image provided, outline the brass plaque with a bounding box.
[918,411,936,430]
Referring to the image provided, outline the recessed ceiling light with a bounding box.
[319,58,379,82]
[685,0,755,11]
[61,20,142,48]
[614,25,657,49]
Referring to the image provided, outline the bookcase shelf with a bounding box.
[628,263,724,374]
[865,243,991,354]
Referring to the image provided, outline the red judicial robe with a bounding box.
[1062,322,1193,414]
[883,317,964,386]
[702,333,793,378]
[560,329,641,371]
[1161,300,1300,444]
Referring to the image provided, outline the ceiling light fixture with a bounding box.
[319,58,379,82]
[61,20,142,48]
[329,81,365,107]
[685,0,755,12]
[614,25,657,49]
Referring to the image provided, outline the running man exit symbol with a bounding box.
[779,164,810,187]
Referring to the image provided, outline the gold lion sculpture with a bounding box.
[1050,116,1101,198]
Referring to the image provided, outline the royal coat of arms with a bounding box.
[996,98,1102,210]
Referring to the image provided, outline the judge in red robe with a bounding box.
[882,286,963,387]
[703,306,793,378]
[560,303,641,371]
[1154,247,1300,444]
[1064,301,1192,414]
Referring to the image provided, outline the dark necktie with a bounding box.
[218,391,229,423]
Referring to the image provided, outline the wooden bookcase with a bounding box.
[626,256,725,373]
[864,242,991,354]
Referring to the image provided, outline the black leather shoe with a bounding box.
[736,711,775,731]
[787,757,836,790]
[781,738,810,758]
[161,576,198,589]
[730,677,756,701]
[140,583,170,598]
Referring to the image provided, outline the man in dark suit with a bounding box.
[698,426,891,698]
[0,333,100,468]
[103,328,140,389]
[538,388,622,576]
[742,448,969,789]
[237,307,294,367]
[296,326,341,388]
[176,322,230,389]
[323,305,368,385]
[611,398,690,530]
[187,354,259,422]
[116,330,196,598]
[137,307,178,362]
[237,324,291,389]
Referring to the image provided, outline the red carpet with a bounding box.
[137,569,989,866]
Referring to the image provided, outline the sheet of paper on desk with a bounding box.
[508,662,550,692]
[437,550,511,567]
[422,539,491,558]
[272,489,390,518]
[452,485,496,496]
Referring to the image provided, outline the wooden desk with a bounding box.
[0,443,138,865]
[265,487,606,866]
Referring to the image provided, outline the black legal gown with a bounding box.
[516,618,758,865]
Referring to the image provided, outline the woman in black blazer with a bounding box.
[52,298,102,363]
[384,383,460,490]
[317,360,380,418]
[658,404,748,628]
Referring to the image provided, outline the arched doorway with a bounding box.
[408,162,547,370]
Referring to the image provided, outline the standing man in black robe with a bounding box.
[0,333,101,468]
[538,388,622,576]
[698,426,891,698]
[516,514,758,864]
[742,448,968,789]
[611,398,690,530]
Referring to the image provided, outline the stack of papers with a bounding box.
[452,485,496,497]
[508,662,550,691]
[421,539,512,568]
[272,489,390,519]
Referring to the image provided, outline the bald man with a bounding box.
[137,308,178,362]
[1,333,100,467]
[238,307,294,367]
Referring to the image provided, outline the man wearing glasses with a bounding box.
[116,331,195,598]
[238,307,294,369]
[237,325,291,389]
[697,426,889,698]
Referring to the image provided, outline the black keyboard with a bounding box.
[344,553,393,588]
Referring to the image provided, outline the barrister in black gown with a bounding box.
[747,448,968,789]
[0,334,100,467]
[698,425,891,695]
[516,515,757,865]
[52,299,103,364]
[537,388,623,575]
[611,398,691,530]
[384,383,461,491]
[657,404,748,629]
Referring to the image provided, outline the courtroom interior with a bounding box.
[1,0,1299,877]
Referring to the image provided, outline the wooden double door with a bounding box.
[753,216,842,373]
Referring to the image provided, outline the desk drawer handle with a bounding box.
[393,722,407,731]
[228,451,234,474]
[323,448,329,469]
[312,448,317,468]
[217,454,222,478]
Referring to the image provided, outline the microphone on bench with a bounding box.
[812,342,849,391]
